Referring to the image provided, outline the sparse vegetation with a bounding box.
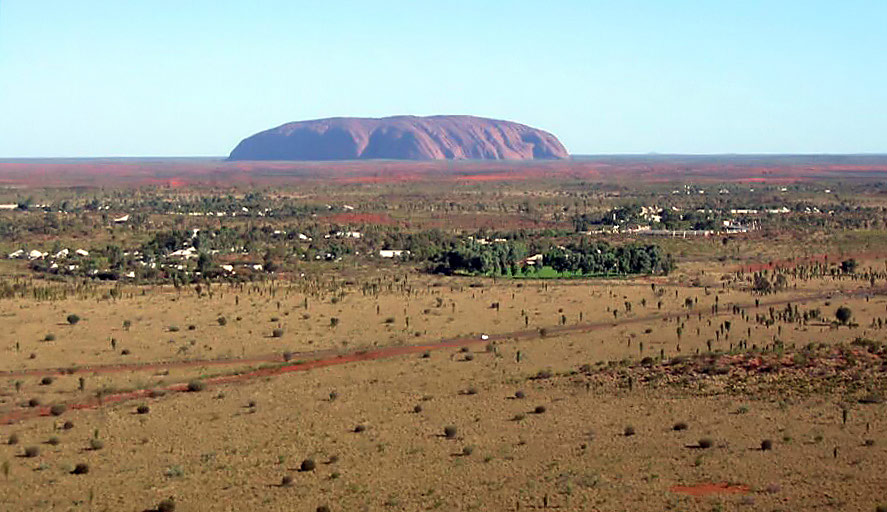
[187,380,205,392]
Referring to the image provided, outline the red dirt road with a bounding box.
[670,482,751,496]
[1,285,878,426]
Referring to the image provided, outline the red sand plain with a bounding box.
[2,157,887,188]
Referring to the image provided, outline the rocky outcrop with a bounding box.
[228,116,569,161]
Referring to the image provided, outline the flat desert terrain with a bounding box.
[2,256,886,511]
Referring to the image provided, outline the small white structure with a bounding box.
[523,254,544,266]
[113,214,130,223]
[53,248,69,259]
[168,247,198,259]
[0,204,18,210]
[28,250,46,260]
[7,249,24,259]
[379,250,410,258]
[220,264,234,272]
[75,249,90,257]
[298,233,310,241]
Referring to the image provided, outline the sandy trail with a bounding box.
[1,284,877,426]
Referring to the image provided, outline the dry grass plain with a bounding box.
[1,259,886,511]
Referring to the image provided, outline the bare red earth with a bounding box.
[325,212,397,225]
[670,482,751,496]
[2,156,887,188]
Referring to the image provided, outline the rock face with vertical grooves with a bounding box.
[228,115,569,161]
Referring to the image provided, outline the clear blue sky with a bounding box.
[1,0,885,157]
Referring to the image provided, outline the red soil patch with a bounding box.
[670,482,750,496]
[325,212,397,225]
[2,158,887,188]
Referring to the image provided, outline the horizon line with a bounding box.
[2,152,887,162]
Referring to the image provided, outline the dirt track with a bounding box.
[1,284,877,426]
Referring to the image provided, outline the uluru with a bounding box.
[227,115,569,161]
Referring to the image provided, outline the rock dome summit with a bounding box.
[228,115,569,161]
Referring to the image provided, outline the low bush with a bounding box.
[186,380,205,392]
[157,498,176,512]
